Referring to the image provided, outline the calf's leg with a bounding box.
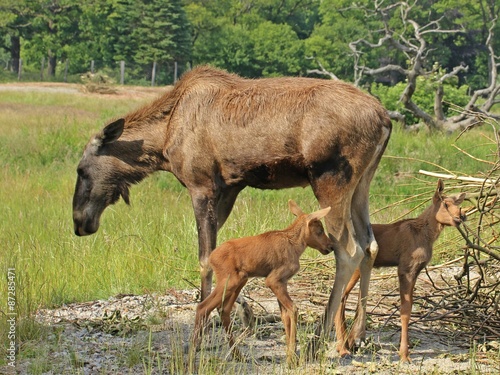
[219,279,248,360]
[266,277,298,366]
[398,270,419,362]
[193,273,247,357]
[217,187,256,329]
[193,289,222,350]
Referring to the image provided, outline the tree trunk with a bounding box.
[10,35,21,74]
[47,51,57,77]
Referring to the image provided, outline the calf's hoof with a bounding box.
[286,352,299,368]
[399,353,411,363]
[348,336,367,353]
[339,349,352,359]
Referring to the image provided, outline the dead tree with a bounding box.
[311,1,500,132]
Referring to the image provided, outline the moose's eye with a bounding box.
[77,168,87,179]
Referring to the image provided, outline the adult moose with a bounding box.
[72,66,392,356]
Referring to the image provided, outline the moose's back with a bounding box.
[165,66,389,189]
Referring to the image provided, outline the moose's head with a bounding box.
[72,118,141,236]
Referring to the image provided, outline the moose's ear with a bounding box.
[101,118,125,144]
[454,192,466,205]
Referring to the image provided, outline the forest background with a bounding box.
[1,0,499,129]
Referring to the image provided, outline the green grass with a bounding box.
[0,87,495,309]
[0,87,497,370]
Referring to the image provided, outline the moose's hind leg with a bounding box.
[306,175,364,358]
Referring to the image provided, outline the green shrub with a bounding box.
[371,69,470,125]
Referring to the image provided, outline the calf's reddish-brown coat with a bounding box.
[72,66,392,356]
[335,180,466,362]
[193,200,333,365]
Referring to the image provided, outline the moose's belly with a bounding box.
[225,157,310,189]
[244,160,309,189]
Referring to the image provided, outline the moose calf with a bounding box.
[192,200,334,365]
[335,179,466,362]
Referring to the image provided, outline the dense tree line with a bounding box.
[0,1,496,81]
[1,1,499,126]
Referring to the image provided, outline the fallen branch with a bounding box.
[419,170,499,186]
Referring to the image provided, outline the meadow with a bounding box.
[0,85,497,371]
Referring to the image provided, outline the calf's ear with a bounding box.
[455,192,466,205]
[433,179,445,203]
[288,199,304,217]
[436,179,444,193]
[307,206,331,222]
[101,118,125,145]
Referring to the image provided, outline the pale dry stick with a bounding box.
[419,170,500,186]
[384,155,456,176]
[335,179,466,362]
[427,256,465,271]
[371,189,431,218]
[192,200,334,367]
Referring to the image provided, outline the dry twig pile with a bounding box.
[415,115,499,344]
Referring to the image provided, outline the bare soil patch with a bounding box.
[0,82,168,100]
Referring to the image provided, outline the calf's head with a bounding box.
[434,179,467,227]
[288,199,334,255]
[73,119,140,236]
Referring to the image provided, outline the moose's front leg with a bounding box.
[191,192,218,301]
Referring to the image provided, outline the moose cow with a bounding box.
[72,66,392,356]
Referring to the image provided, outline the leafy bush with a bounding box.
[371,72,470,125]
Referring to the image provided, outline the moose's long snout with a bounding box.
[317,235,336,255]
[73,210,99,236]
[74,226,86,236]
[74,224,93,236]
[452,207,467,226]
